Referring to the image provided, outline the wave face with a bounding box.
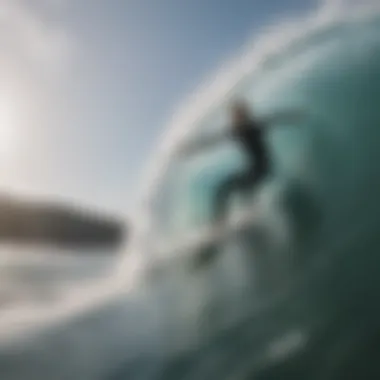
[120,9,380,380]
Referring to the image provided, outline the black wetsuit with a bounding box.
[213,119,270,221]
[232,120,268,168]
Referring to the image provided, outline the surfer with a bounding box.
[212,100,270,223]
[181,99,303,224]
[180,99,304,269]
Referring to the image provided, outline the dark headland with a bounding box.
[0,194,125,248]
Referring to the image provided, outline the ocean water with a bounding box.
[2,4,380,380]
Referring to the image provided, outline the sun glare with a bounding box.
[0,100,17,160]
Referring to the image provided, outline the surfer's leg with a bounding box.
[240,159,270,201]
[196,172,246,271]
[213,172,246,222]
[212,156,270,222]
[254,158,270,189]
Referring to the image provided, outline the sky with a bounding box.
[0,0,319,216]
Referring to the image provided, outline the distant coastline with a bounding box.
[0,194,125,249]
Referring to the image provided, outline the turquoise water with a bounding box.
[2,8,380,380]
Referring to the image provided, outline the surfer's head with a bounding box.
[230,99,251,124]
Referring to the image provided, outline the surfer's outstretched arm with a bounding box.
[262,109,306,126]
[177,130,230,158]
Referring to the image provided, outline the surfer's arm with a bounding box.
[177,130,230,157]
[261,109,306,127]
